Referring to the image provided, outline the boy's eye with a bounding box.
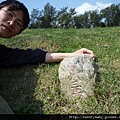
[17,21,22,27]
[8,12,13,18]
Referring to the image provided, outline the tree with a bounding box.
[57,7,76,28]
[74,15,84,28]
[83,11,91,28]
[40,3,57,28]
[90,10,101,27]
[100,4,120,27]
[29,8,41,28]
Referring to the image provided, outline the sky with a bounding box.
[0,0,119,15]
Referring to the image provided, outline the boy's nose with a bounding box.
[8,19,16,27]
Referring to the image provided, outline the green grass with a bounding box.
[0,27,120,114]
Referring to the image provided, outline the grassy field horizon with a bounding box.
[0,27,120,114]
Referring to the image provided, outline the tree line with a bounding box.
[29,3,120,29]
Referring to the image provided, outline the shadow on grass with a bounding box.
[0,65,46,114]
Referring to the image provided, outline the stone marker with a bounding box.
[59,54,98,99]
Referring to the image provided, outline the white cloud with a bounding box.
[75,2,112,15]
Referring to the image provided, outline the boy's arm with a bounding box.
[45,48,95,63]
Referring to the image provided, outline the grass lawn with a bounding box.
[0,27,120,114]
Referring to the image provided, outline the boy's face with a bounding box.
[0,7,24,38]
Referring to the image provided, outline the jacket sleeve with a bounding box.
[0,44,47,68]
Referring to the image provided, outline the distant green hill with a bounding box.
[0,27,120,114]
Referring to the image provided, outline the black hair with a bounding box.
[0,0,30,32]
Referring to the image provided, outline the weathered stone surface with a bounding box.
[0,96,14,114]
[59,54,98,99]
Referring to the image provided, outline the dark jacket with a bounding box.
[0,44,47,68]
